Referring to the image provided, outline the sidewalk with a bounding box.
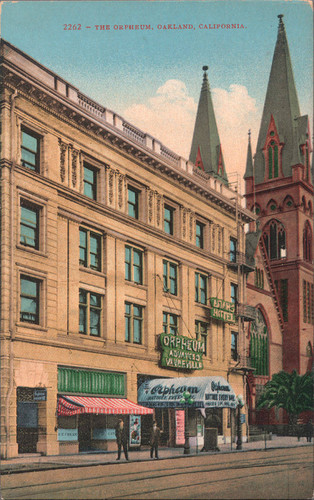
[1,436,312,474]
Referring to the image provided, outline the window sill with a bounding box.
[125,280,147,290]
[16,322,48,332]
[16,244,48,258]
[79,266,106,278]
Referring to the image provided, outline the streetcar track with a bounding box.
[2,452,312,499]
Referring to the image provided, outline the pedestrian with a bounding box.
[150,420,161,459]
[305,419,313,443]
[115,418,129,460]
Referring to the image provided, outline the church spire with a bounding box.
[244,130,254,179]
[253,14,307,184]
[189,66,228,185]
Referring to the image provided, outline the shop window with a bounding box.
[125,245,143,284]
[83,162,98,200]
[79,228,102,271]
[195,272,207,305]
[164,205,174,235]
[231,331,238,361]
[79,289,102,336]
[163,312,178,335]
[275,279,288,322]
[163,260,178,295]
[195,320,208,356]
[196,221,204,248]
[303,221,312,262]
[127,186,139,219]
[230,237,237,263]
[125,302,143,344]
[263,220,286,260]
[303,280,314,325]
[250,309,269,376]
[21,128,40,172]
[20,275,40,324]
[20,200,40,250]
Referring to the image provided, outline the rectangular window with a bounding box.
[163,312,179,335]
[127,186,139,219]
[20,275,40,324]
[164,205,174,235]
[79,289,102,336]
[231,331,238,361]
[163,260,178,295]
[20,201,40,249]
[275,279,288,322]
[230,283,238,308]
[196,222,204,249]
[21,128,40,172]
[195,320,208,356]
[125,302,143,344]
[230,238,237,263]
[83,163,97,200]
[79,228,101,271]
[125,246,143,284]
[195,272,207,305]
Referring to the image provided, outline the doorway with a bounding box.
[78,414,92,451]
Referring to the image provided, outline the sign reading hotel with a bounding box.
[160,333,204,370]
[210,297,236,323]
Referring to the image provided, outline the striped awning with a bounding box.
[57,395,154,416]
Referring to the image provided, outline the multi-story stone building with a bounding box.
[0,39,255,458]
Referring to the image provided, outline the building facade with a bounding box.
[0,40,254,458]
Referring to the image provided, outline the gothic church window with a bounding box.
[303,221,312,262]
[263,219,286,260]
[250,309,269,376]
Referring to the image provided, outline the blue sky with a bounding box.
[1,1,312,187]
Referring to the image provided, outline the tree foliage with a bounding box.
[257,370,313,417]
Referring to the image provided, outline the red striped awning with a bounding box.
[57,395,154,416]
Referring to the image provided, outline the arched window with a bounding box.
[263,220,286,260]
[303,221,312,262]
[250,309,269,376]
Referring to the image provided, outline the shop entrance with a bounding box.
[78,414,92,451]
[16,388,38,454]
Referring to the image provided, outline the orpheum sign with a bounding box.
[160,333,205,370]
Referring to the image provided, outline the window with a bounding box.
[263,220,286,260]
[230,238,237,263]
[250,309,269,376]
[230,283,238,310]
[163,260,178,295]
[21,128,40,172]
[83,163,97,200]
[274,279,288,322]
[303,280,314,325]
[163,312,179,335]
[127,186,139,219]
[20,275,40,324]
[195,321,208,356]
[254,269,264,289]
[125,303,143,344]
[79,228,102,271]
[196,222,204,248]
[303,222,312,262]
[195,272,207,305]
[164,205,174,235]
[20,201,39,249]
[125,246,143,284]
[79,289,102,336]
[231,331,238,361]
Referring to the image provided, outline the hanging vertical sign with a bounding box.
[129,415,141,447]
[175,410,185,445]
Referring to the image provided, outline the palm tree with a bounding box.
[257,370,313,432]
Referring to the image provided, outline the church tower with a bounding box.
[189,66,229,185]
[245,15,313,374]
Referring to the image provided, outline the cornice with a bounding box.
[2,64,254,223]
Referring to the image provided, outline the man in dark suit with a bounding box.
[115,418,129,460]
[150,420,161,459]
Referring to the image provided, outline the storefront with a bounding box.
[138,376,237,448]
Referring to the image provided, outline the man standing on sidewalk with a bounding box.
[115,419,129,461]
[150,421,161,459]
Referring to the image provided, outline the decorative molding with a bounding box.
[156,193,162,227]
[59,139,67,183]
[147,188,154,224]
[118,171,124,209]
[71,148,78,187]
[108,167,114,205]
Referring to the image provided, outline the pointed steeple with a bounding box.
[244,130,254,179]
[189,66,228,185]
[254,15,308,184]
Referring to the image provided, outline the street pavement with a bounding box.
[1,435,312,474]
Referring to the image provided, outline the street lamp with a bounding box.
[180,391,193,455]
[236,394,244,450]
